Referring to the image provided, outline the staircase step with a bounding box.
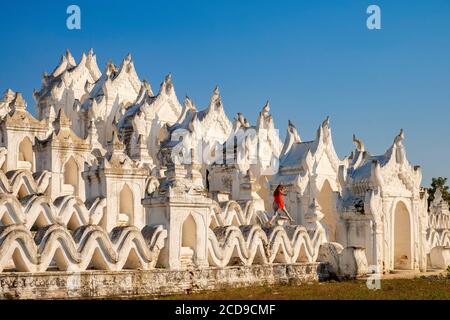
[390,269,415,274]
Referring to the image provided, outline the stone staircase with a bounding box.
[180,246,195,268]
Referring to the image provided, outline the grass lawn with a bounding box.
[157,277,450,300]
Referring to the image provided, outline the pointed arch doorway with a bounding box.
[393,201,412,270]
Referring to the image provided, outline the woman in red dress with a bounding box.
[268,184,294,225]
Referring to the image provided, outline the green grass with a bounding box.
[153,277,450,300]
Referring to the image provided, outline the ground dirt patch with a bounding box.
[152,277,450,300]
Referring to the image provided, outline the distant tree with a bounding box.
[427,177,450,207]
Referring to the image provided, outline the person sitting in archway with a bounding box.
[267,184,294,226]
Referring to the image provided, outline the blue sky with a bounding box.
[0,0,449,185]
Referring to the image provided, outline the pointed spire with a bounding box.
[304,198,324,226]
[165,73,173,92]
[33,88,40,102]
[118,53,133,74]
[208,85,222,111]
[0,89,15,118]
[105,59,117,77]
[60,53,68,63]
[188,113,201,132]
[65,49,76,66]
[322,115,330,128]
[87,48,94,58]
[3,89,15,102]
[236,112,250,128]
[165,73,172,82]
[84,48,101,81]
[11,92,27,112]
[40,73,49,90]
[105,58,113,69]
[90,96,98,111]
[256,100,273,130]
[51,53,69,77]
[394,128,404,145]
[280,120,302,158]
[262,100,270,114]
[176,96,197,125]
[79,52,87,65]
[159,73,174,95]
[107,127,125,154]
[111,127,120,142]
[352,134,365,152]
[88,119,103,150]
[392,128,406,165]
[55,108,72,130]
[134,80,152,104]
[84,79,94,94]
[287,120,302,143]
[316,116,331,142]
[184,95,197,111]
[58,54,68,66]
[142,80,153,96]
[309,198,322,211]
[213,85,220,96]
[88,119,97,135]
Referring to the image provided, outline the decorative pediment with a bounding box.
[98,129,143,171]
[255,101,282,156]
[35,49,101,109]
[279,117,340,175]
[314,117,341,171]
[233,112,251,131]
[345,129,421,196]
[3,92,47,130]
[196,86,232,140]
[280,120,302,159]
[315,151,337,176]
[139,74,182,123]
[175,96,197,126]
[0,89,15,119]
[109,53,142,94]
[82,54,141,123]
[50,49,76,78]
[35,109,91,150]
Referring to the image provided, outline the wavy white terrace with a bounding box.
[0,49,448,275]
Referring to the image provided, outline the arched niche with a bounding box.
[393,201,412,270]
[63,157,79,196]
[317,179,337,242]
[18,137,34,170]
[156,126,167,146]
[180,214,197,266]
[118,184,134,226]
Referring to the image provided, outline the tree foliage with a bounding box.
[427,177,450,207]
